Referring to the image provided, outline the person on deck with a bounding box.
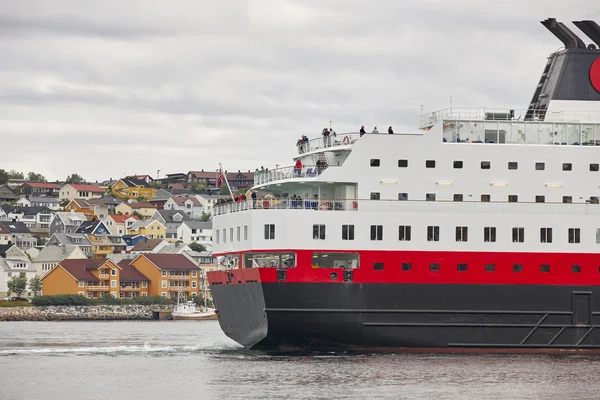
[388,126,394,134]
[372,126,379,134]
[360,126,366,137]
[294,159,303,177]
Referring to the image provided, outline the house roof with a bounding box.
[0,221,31,234]
[21,182,60,189]
[1,204,16,214]
[120,178,150,188]
[139,253,199,270]
[108,214,140,223]
[56,259,105,281]
[182,220,212,230]
[0,259,37,272]
[157,209,190,222]
[117,260,150,281]
[67,184,105,193]
[69,199,91,208]
[85,198,110,207]
[27,197,60,204]
[130,238,165,252]
[75,220,106,234]
[35,245,82,263]
[129,202,155,209]
[49,233,92,246]
[150,189,172,201]
[98,195,122,206]
[20,206,53,216]
[0,244,14,257]
[171,196,201,206]
[168,183,186,190]
[54,211,87,225]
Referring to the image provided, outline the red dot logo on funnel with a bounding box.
[592,58,600,94]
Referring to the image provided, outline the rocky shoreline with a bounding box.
[0,305,173,321]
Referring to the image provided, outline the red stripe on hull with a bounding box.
[209,249,600,285]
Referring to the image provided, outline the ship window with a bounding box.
[237,227,240,241]
[427,226,440,242]
[563,196,572,204]
[223,228,226,243]
[230,228,233,242]
[244,225,248,241]
[430,263,440,271]
[540,264,550,273]
[485,264,495,272]
[591,164,599,172]
[342,225,355,240]
[457,263,467,272]
[563,163,572,171]
[535,162,545,171]
[455,226,468,242]
[244,252,296,268]
[540,227,553,243]
[481,161,491,169]
[572,265,581,273]
[398,225,411,241]
[508,195,518,203]
[398,193,408,201]
[512,227,525,243]
[426,160,436,168]
[513,264,523,272]
[426,193,436,201]
[508,162,518,170]
[370,159,380,167]
[264,224,275,240]
[370,225,383,241]
[312,252,359,268]
[453,161,463,169]
[453,194,463,202]
[568,228,581,243]
[313,224,326,240]
[216,230,220,244]
[398,159,408,168]
[481,194,491,202]
[402,262,412,271]
[374,262,384,271]
[536,195,545,203]
[597,228,600,243]
[370,192,380,200]
[484,227,496,242]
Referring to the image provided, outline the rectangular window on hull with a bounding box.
[563,163,572,171]
[536,195,545,203]
[453,161,463,169]
[237,226,240,242]
[264,224,275,240]
[244,225,248,241]
[370,159,380,167]
[312,252,359,269]
[540,227,553,243]
[374,262,384,271]
[512,227,525,243]
[398,225,411,241]
[481,161,491,169]
[572,265,581,273]
[457,263,467,272]
[591,163,599,172]
[484,227,496,243]
[535,162,545,171]
[402,263,412,271]
[513,264,523,272]
[216,230,220,244]
[485,264,495,272]
[568,228,581,243]
[398,159,408,168]
[313,224,326,240]
[508,162,518,170]
[223,229,226,243]
[540,264,550,273]
[398,193,408,201]
[244,252,296,268]
[342,225,355,240]
[481,194,491,202]
[453,194,463,202]
[427,226,440,242]
[563,196,572,204]
[426,193,436,201]
[455,226,468,242]
[426,160,436,168]
[508,195,518,203]
[370,192,380,200]
[370,225,383,241]
[430,263,440,271]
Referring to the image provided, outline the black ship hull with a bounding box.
[211,282,600,352]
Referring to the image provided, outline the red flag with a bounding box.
[217,170,224,187]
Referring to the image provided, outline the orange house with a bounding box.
[65,199,94,220]
[130,254,201,299]
[42,259,150,299]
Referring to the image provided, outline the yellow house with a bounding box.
[42,259,150,299]
[130,253,200,299]
[127,219,166,239]
[111,178,156,200]
[115,202,156,218]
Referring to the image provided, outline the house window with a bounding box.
[192,281,197,288]
[78,291,85,296]
[398,193,408,201]
[427,226,440,242]
[453,194,463,202]
[426,193,436,201]
[484,227,496,242]
[591,164,599,172]
[342,225,355,240]
[540,227,553,243]
[78,280,84,287]
[457,263,468,272]
[161,292,167,298]
[370,225,383,241]
[111,280,117,288]
[142,282,147,288]
[142,292,148,297]
[563,163,572,171]
[162,270,167,277]
[398,159,408,167]
[540,264,550,273]
[535,162,545,171]
[401,263,412,271]
[264,224,275,240]
[244,225,248,241]
[481,161,491,169]
[485,264,495,272]
[398,225,411,241]
[563,196,572,204]
[453,161,463,169]
[481,194,491,202]
[508,162,518,170]
[370,159,380,167]
[162,280,167,288]
[512,227,525,243]
[568,228,581,243]
[536,195,545,203]
[111,269,116,276]
[370,192,380,200]
[426,160,436,168]
[455,226,468,242]
[572,265,581,273]
[313,224,326,240]
[508,195,518,203]
[374,262,384,271]
[513,264,523,272]
[430,263,440,271]
[87,293,93,298]
[192,271,197,277]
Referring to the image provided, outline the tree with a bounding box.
[137,196,147,203]
[8,170,24,179]
[65,173,86,184]
[0,169,9,185]
[189,183,207,192]
[132,211,144,219]
[219,185,231,195]
[200,212,211,222]
[150,182,165,189]
[188,242,207,252]
[60,199,70,209]
[28,276,42,297]
[33,235,47,246]
[7,275,27,297]
[27,172,47,182]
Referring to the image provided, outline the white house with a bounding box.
[164,196,204,219]
[103,214,140,236]
[59,184,106,201]
[193,194,229,217]
[33,245,87,276]
[17,197,61,211]
[176,221,212,249]
[0,244,38,298]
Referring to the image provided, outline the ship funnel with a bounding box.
[541,18,586,49]
[573,20,600,47]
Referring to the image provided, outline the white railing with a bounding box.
[214,198,357,216]
[254,165,332,186]
[297,133,360,154]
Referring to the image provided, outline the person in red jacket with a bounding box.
[294,159,303,177]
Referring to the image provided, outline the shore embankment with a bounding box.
[0,305,172,321]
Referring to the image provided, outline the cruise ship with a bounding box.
[207,18,600,352]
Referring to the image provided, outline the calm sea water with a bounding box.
[1,321,600,399]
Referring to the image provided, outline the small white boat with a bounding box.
[172,292,217,320]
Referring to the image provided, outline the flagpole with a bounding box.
[219,163,236,201]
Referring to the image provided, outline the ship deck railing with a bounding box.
[297,133,360,155]
[254,165,334,186]
[214,198,600,217]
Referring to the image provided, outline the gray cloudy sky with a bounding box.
[1,0,598,182]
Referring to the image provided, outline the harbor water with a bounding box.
[1,321,600,399]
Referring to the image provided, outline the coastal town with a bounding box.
[0,168,256,305]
